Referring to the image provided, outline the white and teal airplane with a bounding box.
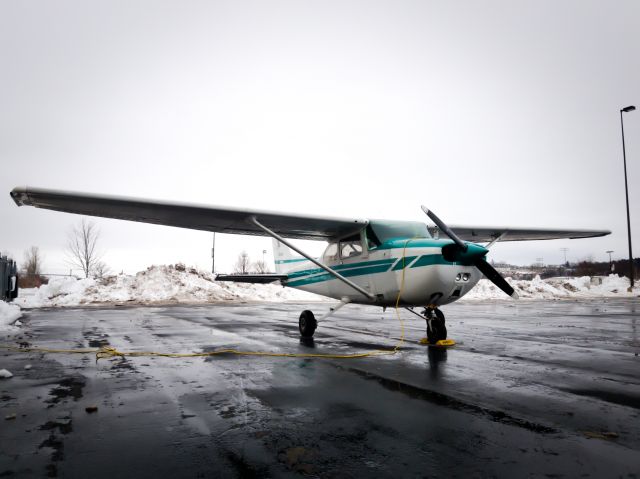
[10,186,609,343]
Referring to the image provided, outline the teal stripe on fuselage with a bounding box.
[287,263,394,287]
[286,253,455,288]
[286,258,396,280]
[411,255,453,268]
[274,258,308,264]
[391,256,417,270]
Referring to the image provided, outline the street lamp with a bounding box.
[620,105,635,289]
[211,233,216,274]
[606,250,614,272]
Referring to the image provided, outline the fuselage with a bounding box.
[283,238,482,307]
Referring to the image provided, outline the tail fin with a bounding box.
[272,238,310,274]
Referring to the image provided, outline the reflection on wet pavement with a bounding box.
[1,299,639,477]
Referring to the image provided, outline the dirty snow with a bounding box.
[11,265,638,309]
[461,274,637,301]
[14,264,326,308]
[0,301,22,331]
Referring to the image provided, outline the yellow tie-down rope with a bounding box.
[1,241,418,361]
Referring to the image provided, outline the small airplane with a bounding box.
[10,186,610,343]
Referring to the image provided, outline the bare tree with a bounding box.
[19,246,48,288]
[253,259,268,273]
[93,261,112,279]
[67,219,102,278]
[233,251,251,274]
[22,246,44,276]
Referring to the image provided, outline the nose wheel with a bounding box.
[423,308,447,344]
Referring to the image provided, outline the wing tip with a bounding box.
[10,186,29,206]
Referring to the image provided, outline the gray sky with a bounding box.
[1,0,639,274]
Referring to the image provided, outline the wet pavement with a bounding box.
[1,299,639,478]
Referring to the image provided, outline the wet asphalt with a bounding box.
[1,299,639,478]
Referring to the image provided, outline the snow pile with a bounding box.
[0,369,13,379]
[461,274,637,301]
[11,266,638,309]
[0,301,22,331]
[15,264,326,308]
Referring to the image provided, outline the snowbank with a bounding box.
[11,266,638,309]
[461,274,637,301]
[15,264,326,308]
[0,301,22,331]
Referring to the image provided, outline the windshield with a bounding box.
[369,220,431,243]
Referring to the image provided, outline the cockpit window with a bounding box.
[369,220,431,242]
[340,241,362,259]
[323,243,339,261]
[365,225,381,250]
[339,233,362,259]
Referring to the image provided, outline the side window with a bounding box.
[365,225,381,251]
[323,243,339,262]
[339,237,362,259]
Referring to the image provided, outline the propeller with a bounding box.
[421,206,519,299]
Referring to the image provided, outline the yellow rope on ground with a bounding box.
[1,240,415,361]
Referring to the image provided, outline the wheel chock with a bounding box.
[419,338,456,347]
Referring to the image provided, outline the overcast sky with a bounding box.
[1,0,639,275]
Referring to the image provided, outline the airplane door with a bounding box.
[332,231,377,300]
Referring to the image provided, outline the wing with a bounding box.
[428,225,610,243]
[10,186,610,243]
[10,186,367,241]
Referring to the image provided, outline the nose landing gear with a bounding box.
[423,307,447,344]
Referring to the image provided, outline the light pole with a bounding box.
[620,105,635,289]
[211,233,216,274]
[606,250,614,272]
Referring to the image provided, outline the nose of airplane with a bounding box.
[441,242,488,264]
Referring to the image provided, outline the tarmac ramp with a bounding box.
[1,299,639,477]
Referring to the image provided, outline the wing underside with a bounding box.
[10,187,610,243]
[10,187,367,241]
[429,225,610,243]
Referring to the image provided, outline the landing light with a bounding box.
[462,273,470,282]
[456,273,461,281]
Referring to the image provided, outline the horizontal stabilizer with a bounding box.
[215,273,288,284]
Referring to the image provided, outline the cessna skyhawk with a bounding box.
[10,187,609,343]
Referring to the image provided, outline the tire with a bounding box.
[299,310,317,338]
[434,308,445,324]
[427,318,447,344]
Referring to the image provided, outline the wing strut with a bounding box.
[485,231,509,249]
[250,216,376,301]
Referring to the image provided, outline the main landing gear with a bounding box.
[423,308,447,344]
[298,299,350,338]
[299,310,317,338]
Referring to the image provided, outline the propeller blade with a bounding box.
[474,258,519,299]
[421,206,467,250]
[421,205,517,299]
